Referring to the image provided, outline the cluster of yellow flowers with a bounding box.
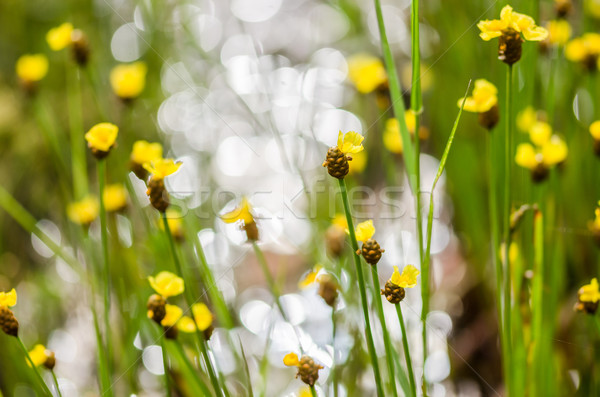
[566,33,600,70]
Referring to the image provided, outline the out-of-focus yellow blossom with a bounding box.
[297,387,313,397]
[586,0,600,18]
[590,121,600,140]
[459,79,498,113]
[383,112,426,154]
[298,265,323,289]
[28,345,49,367]
[404,110,417,133]
[515,143,538,169]
[110,62,147,99]
[177,316,197,333]
[131,140,163,165]
[46,23,74,51]
[221,197,255,225]
[161,304,183,327]
[478,5,548,42]
[67,196,99,225]
[159,208,184,239]
[546,20,571,46]
[499,242,519,266]
[332,214,347,230]
[148,271,184,298]
[529,121,552,146]
[565,33,600,68]
[143,158,182,180]
[517,106,538,132]
[354,220,375,242]
[85,123,118,153]
[283,352,300,367]
[579,278,600,303]
[347,54,387,94]
[103,184,128,212]
[337,131,364,154]
[541,136,568,165]
[0,289,17,307]
[348,150,367,174]
[591,204,600,229]
[191,303,213,331]
[516,135,567,171]
[390,265,420,288]
[16,55,49,83]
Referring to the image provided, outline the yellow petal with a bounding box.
[67,196,100,225]
[148,271,185,298]
[383,118,403,153]
[347,54,388,94]
[547,20,571,46]
[298,265,323,289]
[337,131,364,154]
[394,265,420,288]
[529,121,552,146]
[332,214,348,230]
[161,304,183,327]
[510,11,535,32]
[590,121,600,140]
[85,123,119,152]
[110,62,147,99]
[283,352,299,367]
[46,23,74,51]
[16,54,49,83]
[143,158,182,180]
[355,220,375,242]
[0,289,17,307]
[220,197,255,225]
[348,150,367,174]
[192,303,213,331]
[28,345,48,367]
[522,25,549,41]
[131,141,163,165]
[541,135,567,166]
[580,278,600,303]
[517,107,537,132]
[515,143,538,169]
[177,316,197,333]
[459,97,478,113]
[477,19,505,41]
[500,5,514,25]
[404,110,417,133]
[103,184,128,212]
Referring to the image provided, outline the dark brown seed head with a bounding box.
[574,299,599,315]
[361,239,384,265]
[90,147,111,160]
[203,324,215,341]
[498,28,523,65]
[244,220,259,242]
[43,351,56,370]
[71,29,90,66]
[531,162,549,183]
[130,160,149,181]
[296,355,323,387]
[147,294,167,324]
[325,225,346,258]
[478,104,499,130]
[323,147,350,179]
[555,0,571,18]
[0,306,19,337]
[147,177,170,212]
[381,280,405,304]
[164,325,178,340]
[318,274,339,307]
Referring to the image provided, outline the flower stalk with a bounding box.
[17,337,53,396]
[395,304,416,397]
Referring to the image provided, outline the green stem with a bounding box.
[337,178,384,397]
[161,213,223,397]
[332,309,338,397]
[67,65,87,199]
[370,265,398,397]
[396,304,417,397]
[97,160,112,379]
[310,385,317,397]
[17,337,53,396]
[503,64,514,396]
[161,337,172,397]
[251,241,288,323]
[51,370,63,397]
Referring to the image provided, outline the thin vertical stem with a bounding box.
[97,159,112,378]
[51,370,63,397]
[332,309,338,397]
[503,64,514,396]
[17,337,53,396]
[395,304,417,397]
[310,385,317,397]
[67,65,87,199]
[251,241,287,321]
[338,178,384,397]
[161,213,223,397]
[370,265,398,397]
[161,337,172,397]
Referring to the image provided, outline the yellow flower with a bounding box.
[221,197,255,225]
[337,131,364,154]
[16,54,49,83]
[298,265,323,289]
[390,265,420,288]
[191,303,213,331]
[159,208,184,238]
[131,141,163,165]
[459,79,498,113]
[148,271,185,298]
[28,345,49,367]
[110,62,147,99]
[348,150,367,174]
[515,143,539,169]
[547,20,571,46]
[354,220,375,242]
[591,121,600,140]
[332,214,348,230]
[85,123,119,153]
[347,54,387,94]
[162,304,183,327]
[529,121,552,146]
[283,352,300,367]
[383,118,403,154]
[565,33,600,63]
[517,106,538,132]
[67,196,99,225]
[143,158,182,180]
[103,184,128,212]
[177,316,197,333]
[46,23,74,51]
[297,387,313,397]
[579,278,600,303]
[592,206,600,229]
[0,289,17,307]
[478,5,548,42]
[541,135,568,165]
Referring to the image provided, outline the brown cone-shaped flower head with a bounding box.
[381,280,406,304]
[361,238,384,265]
[147,294,167,324]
